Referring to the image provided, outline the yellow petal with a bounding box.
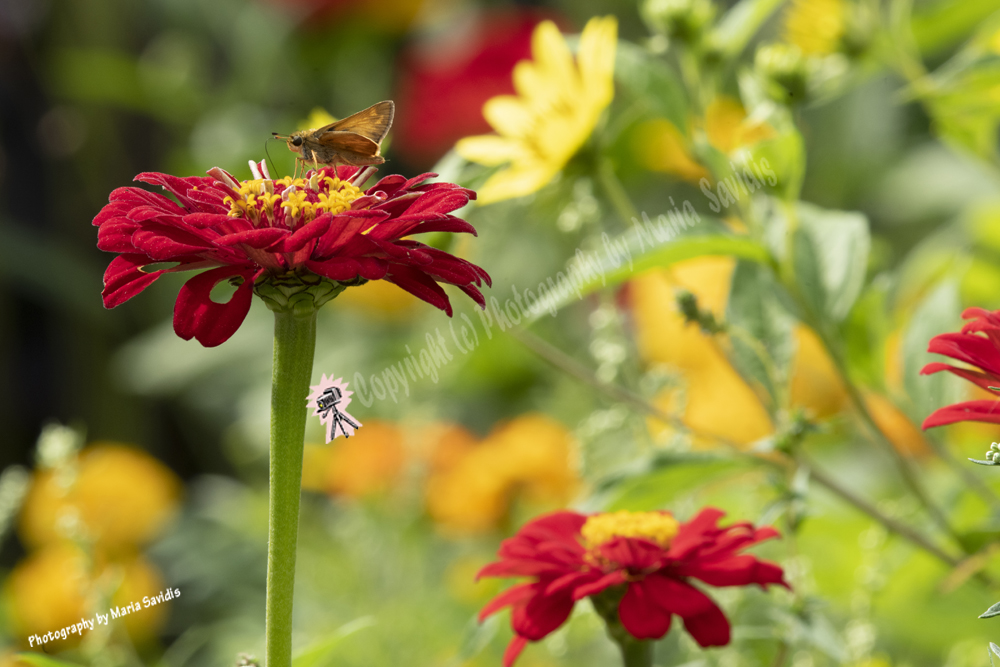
[512,60,551,103]
[705,97,748,154]
[578,16,617,107]
[477,162,559,204]
[633,118,709,182]
[630,259,735,371]
[789,325,848,418]
[532,21,581,97]
[482,95,535,139]
[455,134,529,166]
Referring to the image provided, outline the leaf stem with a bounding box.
[266,310,317,667]
[596,157,640,228]
[810,323,964,546]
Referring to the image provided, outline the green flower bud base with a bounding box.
[591,586,654,667]
[254,269,366,315]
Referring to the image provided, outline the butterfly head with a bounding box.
[272,132,304,154]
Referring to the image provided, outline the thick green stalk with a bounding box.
[618,638,654,667]
[266,310,317,667]
[591,587,655,667]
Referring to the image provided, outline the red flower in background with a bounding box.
[94,162,490,346]
[922,307,1000,428]
[478,509,787,666]
[393,10,567,168]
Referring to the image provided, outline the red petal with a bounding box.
[927,332,1000,377]
[511,584,575,641]
[183,212,236,228]
[173,266,256,347]
[668,508,727,560]
[597,537,664,571]
[619,581,674,639]
[282,214,332,252]
[215,227,290,250]
[384,266,452,315]
[571,570,627,600]
[97,218,140,253]
[502,637,528,667]
[314,210,388,258]
[920,361,999,392]
[676,554,788,589]
[131,225,217,260]
[102,254,164,308]
[922,400,1000,428]
[479,583,536,621]
[305,258,388,282]
[641,575,730,647]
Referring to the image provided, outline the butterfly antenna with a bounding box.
[264,138,278,179]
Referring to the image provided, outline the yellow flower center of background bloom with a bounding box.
[581,510,679,549]
[224,175,362,224]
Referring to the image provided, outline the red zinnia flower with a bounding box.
[478,508,788,666]
[94,161,490,346]
[921,307,1000,428]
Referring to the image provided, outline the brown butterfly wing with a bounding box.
[304,131,384,166]
[320,101,394,144]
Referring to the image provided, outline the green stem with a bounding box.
[596,157,640,228]
[590,587,654,667]
[266,310,317,667]
[618,638,654,667]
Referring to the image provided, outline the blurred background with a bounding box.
[6,0,1000,665]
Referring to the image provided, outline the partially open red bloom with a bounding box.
[478,508,788,666]
[921,307,1000,428]
[94,162,490,346]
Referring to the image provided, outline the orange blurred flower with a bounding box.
[20,443,181,553]
[303,421,406,499]
[8,442,181,648]
[5,543,169,647]
[335,279,422,319]
[426,414,579,535]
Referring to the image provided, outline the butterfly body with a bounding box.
[274,100,394,176]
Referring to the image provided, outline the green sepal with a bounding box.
[253,269,364,315]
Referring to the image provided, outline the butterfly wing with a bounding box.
[319,100,395,145]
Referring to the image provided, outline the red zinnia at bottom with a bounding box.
[478,509,788,666]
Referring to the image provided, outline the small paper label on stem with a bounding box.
[307,375,362,442]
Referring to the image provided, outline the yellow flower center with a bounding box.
[581,510,679,549]
[223,175,362,225]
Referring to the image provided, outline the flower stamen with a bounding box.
[581,510,679,549]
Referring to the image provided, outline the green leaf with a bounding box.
[791,203,871,322]
[454,614,499,661]
[912,0,1000,56]
[603,453,743,511]
[614,41,689,130]
[16,655,84,667]
[526,232,771,323]
[292,616,376,667]
[710,0,787,58]
[726,260,795,411]
[991,641,1000,658]
[901,280,966,423]
[971,458,1000,466]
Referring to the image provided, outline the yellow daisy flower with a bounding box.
[783,0,846,56]
[456,16,617,204]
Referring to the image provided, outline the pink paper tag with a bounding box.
[307,375,362,442]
